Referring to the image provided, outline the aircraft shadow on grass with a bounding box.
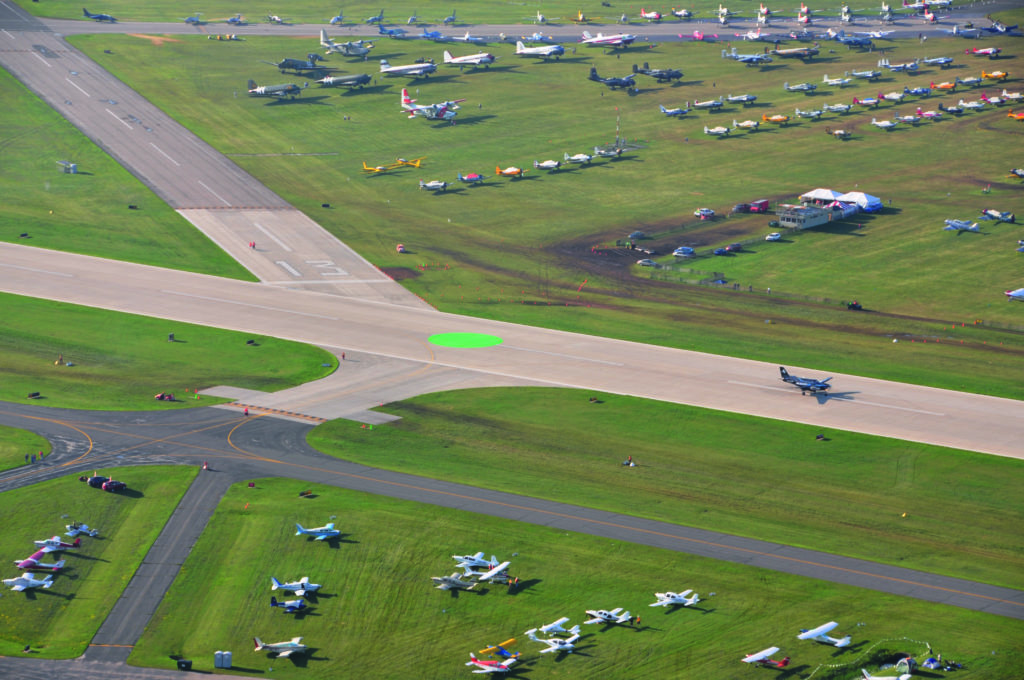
[508,577,541,595]
[777,664,812,678]
[814,221,867,236]
[66,551,109,562]
[833,639,870,656]
[266,96,333,106]
[411,73,463,85]
[449,586,489,598]
[442,114,497,127]
[756,64,790,73]
[337,85,391,96]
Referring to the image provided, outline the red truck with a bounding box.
[749,199,770,213]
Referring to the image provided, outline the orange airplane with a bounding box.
[982,70,1009,80]
[496,165,526,178]
[762,113,790,124]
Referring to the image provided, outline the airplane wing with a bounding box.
[277,649,296,658]
[744,646,781,663]
[475,561,511,581]
[314,534,329,541]
[11,584,27,591]
[799,621,839,639]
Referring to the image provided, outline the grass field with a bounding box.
[58,32,1024,399]
[130,477,1023,679]
[0,69,253,281]
[0,466,197,657]
[308,387,1024,589]
[0,292,336,410]
[0,425,50,473]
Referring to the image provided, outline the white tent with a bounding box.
[837,191,883,212]
[799,188,843,203]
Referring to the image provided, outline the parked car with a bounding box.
[694,208,716,219]
[726,242,743,252]
[87,476,109,488]
[673,246,695,257]
[732,203,750,213]
[628,230,646,240]
[765,232,782,241]
[102,479,126,492]
[636,258,657,267]
[713,248,728,256]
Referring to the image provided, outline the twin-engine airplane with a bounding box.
[780,366,832,393]
[649,589,700,607]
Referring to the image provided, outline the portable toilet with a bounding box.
[214,651,224,668]
[223,651,232,669]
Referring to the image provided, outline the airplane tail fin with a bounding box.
[779,367,790,379]
[271,577,282,590]
[633,63,639,73]
[248,79,257,90]
[516,41,525,52]
[271,596,278,606]
[254,637,264,650]
[589,67,599,81]
[295,523,305,535]
[73,538,81,547]
[582,30,593,39]
[443,50,454,63]
[52,559,65,571]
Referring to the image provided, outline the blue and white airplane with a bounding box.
[780,366,832,393]
[254,636,308,658]
[295,522,341,541]
[378,24,408,38]
[83,8,116,22]
[660,104,690,117]
[271,576,322,596]
[270,596,307,613]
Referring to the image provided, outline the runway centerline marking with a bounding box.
[0,262,74,277]
[105,108,131,129]
[31,51,51,67]
[161,290,339,320]
[502,345,624,366]
[149,142,179,166]
[196,180,231,207]
[64,76,90,96]
[253,221,293,252]
[728,381,945,416]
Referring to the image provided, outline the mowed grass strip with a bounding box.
[0,425,51,473]
[0,467,197,657]
[131,477,1023,679]
[0,70,253,280]
[65,33,1024,398]
[0,293,336,410]
[309,387,1024,589]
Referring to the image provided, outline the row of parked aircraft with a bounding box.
[4,523,97,592]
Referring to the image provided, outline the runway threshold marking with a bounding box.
[160,290,339,320]
[276,260,302,277]
[728,381,945,416]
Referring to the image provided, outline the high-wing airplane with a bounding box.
[824,74,852,87]
[479,639,519,660]
[762,113,790,124]
[34,536,81,554]
[466,561,512,583]
[453,552,497,569]
[270,596,307,613]
[743,646,790,667]
[944,219,979,232]
[533,159,561,171]
[401,88,464,121]
[247,80,305,99]
[515,41,565,59]
[253,637,308,658]
[451,31,487,44]
[661,104,690,117]
[467,653,516,674]
[295,522,341,541]
[640,8,663,21]
[966,46,1002,58]
[650,589,701,607]
[1006,288,1024,301]
[321,31,374,57]
[589,68,636,90]
[14,549,66,572]
[496,165,526,178]
[443,50,496,68]
[65,522,99,538]
[442,9,457,25]
[722,47,773,65]
[420,179,449,192]
[823,102,852,113]
[704,124,731,136]
[83,8,116,22]
[525,629,581,653]
[378,24,409,38]
[564,151,593,165]
[770,46,819,59]
[798,621,851,647]
[271,576,322,596]
[784,81,818,93]
[726,93,758,105]
[4,572,55,591]
[633,63,683,82]
[380,59,437,77]
[580,31,637,48]
[693,96,724,109]
[365,9,385,24]
[860,669,912,680]
[432,572,477,590]
[318,73,372,88]
[780,366,832,393]
[795,106,823,118]
[584,608,633,625]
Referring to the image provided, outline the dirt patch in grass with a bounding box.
[380,267,421,281]
[126,34,184,46]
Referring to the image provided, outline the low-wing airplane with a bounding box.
[824,74,852,87]
[771,46,820,59]
[34,536,81,554]
[722,47,772,65]
[857,30,894,39]
[380,59,437,78]
[421,27,447,41]
[443,50,496,68]
[247,80,305,99]
[564,151,593,165]
[784,81,817,93]
[796,106,823,119]
[923,55,954,68]
[496,165,526,178]
[14,549,66,572]
[826,127,852,139]
[944,219,979,232]
[83,8,116,22]
[254,637,308,658]
[893,113,920,124]
[734,118,760,130]
[798,621,851,647]
[580,31,637,48]
[737,27,773,42]
[535,617,579,635]
[394,157,425,168]
[432,572,477,590]
[533,159,561,171]
[594,146,625,158]
[904,84,931,97]
[982,92,1006,106]
[589,67,636,90]
[835,33,873,47]
[266,14,289,24]
[661,104,690,116]
[958,97,986,110]
[270,596,307,613]
[633,62,683,82]
[378,24,409,38]
[584,608,632,625]
[525,629,581,653]
[365,9,384,24]
[860,669,913,680]
[672,8,693,19]
[704,124,731,136]
[849,68,881,80]
[871,117,899,129]
[938,102,964,115]
[981,208,1015,223]
[743,646,790,668]
[453,552,497,569]
[4,572,54,591]
[467,653,516,674]
[983,69,1009,80]
[726,93,758,105]
[880,89,906,102]
[441,9,457,25]
[930,80,956,92]
[264,56,335,76]
[1006,288,1024,301]
[650,589,701,607]
[321,31,374,57]
[451,31,488,44]
[401,88,464,121]
[693,96,723,109]
[182,13,204,25]
[780,366,832,393]
[479,639,519,660]
[515,41,565,59]
[853,95,880,107]
[958,75,983,87]
[966,46,1002,58]
[640,8,663,22]
[295,522,341,541]
[1009,109,1024,120]
[823,102,852,113]
[318,73,372,88]
[329,9,344,25]
[65,522,99,538]
[226,14,246,26]
[915,106,942,119]
[879,58,919,73]
[271,576,322,596]
[419,179,449,192]
[762,113,790,124]
[1003,89,1024,102]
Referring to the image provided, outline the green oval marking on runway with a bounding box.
[429,332,503,348]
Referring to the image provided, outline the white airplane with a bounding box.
[784,81,817,93]
[861,669,912,680]
[650,589,701,607]
[533,159,561,171]
[266,14,289,24]
[564,152,593,165]
[515,41,565,59]
[400,88,465,121]
[901,0,926,9]
[451,31,487,44]
[580,31,637,48]
[737,28,772,41]
[858,30,894,39]
[419,180,449,192]
[453,552,497,569]
[320,31,374,57]
[871,117,899,129]
[734,118,760,130]
[743,646,791,668]
[34,536,81,554]
[824,73,851,87]
[727,93,758,105]
[443,50,496,68]
[467,653,516,674]
[270,596,307,613]
[535,617,579,635]
[879,58,919,73]
[797,621,851,647]
[893,113,920,124]
[379,58,437,77]
[534,10,546,23]
[693,96,724,109]
[295,522,341,541]
[271,576,322,596]
[796,106,823,119]
[4,572,54,591]
[1002,88,1023,102]
[65,522,99,538]
[594,146,625,158]
[584,608,633,625]
[466,561,512,583]
[525,628,581,653]
[704,124,731,136]
[958,98,986,110]
[850,68,881,80]
[640,8,663,22]
[717,4,736,18]
[328,9,343,25]
[661,104,690,117]
[915,106,942,119]
[671,8,693,19]
[827,127,852,139]
[14,549,66,572]
[431,572,477,590]
[880,90,906,102]
[958,75,983,87]
[823,102,852,113]
[853,95,880,107]
[944,219,979,232]
[253,636,307,658]
[1006,288,1024,301]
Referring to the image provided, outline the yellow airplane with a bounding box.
[982,70,1009,80]
[393,157,425,168]
[479,638,518,658]
[362,161,399,173]
[762,113,790,124]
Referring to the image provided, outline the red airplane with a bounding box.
[742,646,791,668]
[34,536,81,553]
[466,653,517,674]
[966,46,1002,58]
[14,549,66,572]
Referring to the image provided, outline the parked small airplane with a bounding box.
[1006,288,1024,301]
[944,219,979,232]
[893,112,920,124]
[394,157,425,168]
[915,106,942,119]
[834,32,873,47]
[784,81,818,93]
[743,647,791,668]
[923,55,954,68]
[321,31,374,57]
[958,75,983,87]
[4,572,54,591]
[318,73,372,88]
[650,589,701,607]
[365,9,384,24]
[1002,89,1023,101]
[981,93,1006,106]
[515,41,565,59]
[704,124,731,136]
[580,31,637,48]
[857,30,894,39]
[535,617,577,635]
[467,653,516,674]
[860,669,912,680]
[564,151,593,164]
[594,146,625,158]
[584,608,633,625]
[722,47,773,65]
[958,97,986,110]
[879,58,919,73]
[734,118,760,130]
[378,24,408,38]
[981,208,1015,223]
[966,46,1002,58]
[798,621,851,647]
[780,366,832,393]
[693,96,724,109]
[65,522,99,538]
[380,59,437,77]
[182,13,204,25]
[295,522,341,541]
[850,68,881,80]
[451,31,487,44]
[983,70,1009,80]
[762,113,790,124]
[533,159,561,171]
[496,165,526,178]
[329,9,344,25]
[401,88,464,121]
[419,179,449,191]
[253,637,307,658]
[824,74,852,87]
[443,50,496,68]
[633,62,683,82]
[82,8,116,22]
[271,576,322,596]
[880,90,906,102]
[726,93,758,105]
[466,561,513,583]
[823,102,852,113]
[589,67,636,90]
[480,640,519,660]
[661,104,690,116]
[796,106,823,118]
[264,56,335,76]
[421,27,446,41]
[525,629,581,653]
[226,14,246,26]
[432,572,477,590]
[904,84,931,97]
[441,9,457,25]
[34,536,81,553]
[247,80,305,99]
[453,552,498,569]
[771,46,819,59]
[14,549,66,572]
[871,117,900,129]
[270,596,307,613]
[853,95,880,107]
[826,127,852,139]
[638,7,663,22]
[1009,110,1024,120]
[266,14,290,25]
[362,161,399,174]
[938,102,964,115]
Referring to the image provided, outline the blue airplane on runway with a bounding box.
[83,7,116,22]
[780,367,832,394]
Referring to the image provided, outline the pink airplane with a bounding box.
[14,549,66,572]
